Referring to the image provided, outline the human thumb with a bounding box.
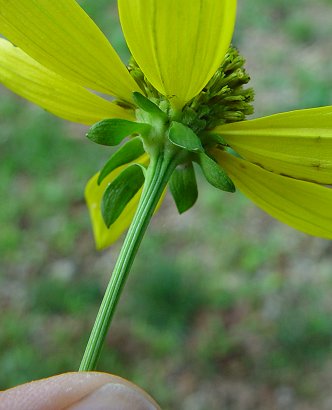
[0,372,160,410]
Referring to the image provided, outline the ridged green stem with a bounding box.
[79,149,179,371]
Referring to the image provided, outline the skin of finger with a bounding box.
[0,372,160,410]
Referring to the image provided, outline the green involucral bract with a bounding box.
[86,118,151,146]
[101,164,145,228]
[98,137,145,185]
[168,121,204,153]
[169,162,198,214]
[132,91,168,121]
[198,152,236,192]
[90,46,253,230]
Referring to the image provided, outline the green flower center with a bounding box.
[87,48,255,223]
[128,46,254,136]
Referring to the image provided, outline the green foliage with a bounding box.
[30,277,102,314]
[126,255,208,332]
[266,287,332,370]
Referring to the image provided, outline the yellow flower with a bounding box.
[1,0,332,250]
[0,0,235,248]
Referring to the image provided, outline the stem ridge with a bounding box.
[79,151,178,371]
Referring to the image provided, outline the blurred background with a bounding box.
[1,0,332,408]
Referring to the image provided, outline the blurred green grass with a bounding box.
[1,0,332,408]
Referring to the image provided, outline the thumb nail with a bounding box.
[67,382,159,410]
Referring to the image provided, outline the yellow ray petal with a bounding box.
[86,173,142,251]
[215,106,332,183]
[86,156,148,250]
[119,0,236,108]
[214,150,332,239]
[0,0,139,101]
[0,39,134,125]
[85,154,167,250]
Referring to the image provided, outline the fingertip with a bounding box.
[0,372,160,410]
[67,380,159,410]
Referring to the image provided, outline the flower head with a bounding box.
[1,0,332,249]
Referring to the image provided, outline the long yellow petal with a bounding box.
[215,106,332,183]
[214,150,332,239]
[0,39,134,125]
[86,173,142,251]
[119,0,236,108]
[0,0,139,101]
[85,157,148,250]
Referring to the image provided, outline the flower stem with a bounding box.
[79,149,179,371]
